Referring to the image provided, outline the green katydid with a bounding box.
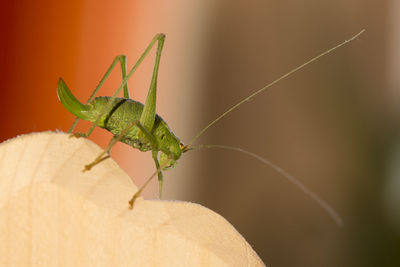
[57,30,364,226]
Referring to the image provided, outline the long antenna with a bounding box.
[188,30,365,146]
[198,144,343,226]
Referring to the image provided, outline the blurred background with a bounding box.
[0,0,398,266]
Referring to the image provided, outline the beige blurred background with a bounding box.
[155,1,398,266]
[0,0,398,266]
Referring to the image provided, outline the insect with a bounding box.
[57,30,364,225]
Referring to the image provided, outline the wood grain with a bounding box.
[0,132,265,266]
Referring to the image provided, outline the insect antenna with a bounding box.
[185,31,365,226]
[195,144,343,226]
[187,29,365,147]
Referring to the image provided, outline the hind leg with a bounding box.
[69,55,129,135]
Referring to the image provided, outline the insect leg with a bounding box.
[83,120,158,172]
[129,156,172,208]
[139,34,165,131]
[68,55,129,134]
[136,33,166,198]
[151,150,164,198]
[85,34,166,138]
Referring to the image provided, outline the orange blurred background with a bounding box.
[0,0,205,196]
[1,1,399,266]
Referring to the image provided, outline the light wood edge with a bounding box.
[0,131,265,266]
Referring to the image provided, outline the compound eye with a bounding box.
[180,143,190,153]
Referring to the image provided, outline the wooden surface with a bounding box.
[0,132,265,266]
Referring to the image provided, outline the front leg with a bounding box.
[129,152,173,209]
[151,150,164,199]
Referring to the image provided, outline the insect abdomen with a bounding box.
[90,97,162,151]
